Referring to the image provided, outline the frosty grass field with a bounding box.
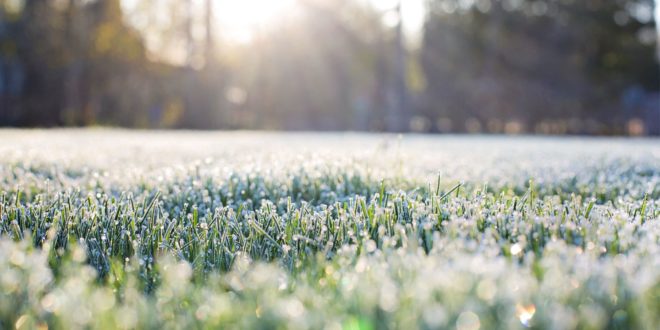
[0,129,658,329]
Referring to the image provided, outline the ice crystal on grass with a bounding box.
[0,130,658,329]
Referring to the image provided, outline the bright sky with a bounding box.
[657,0,660,37]
[212,0,426,43]
[211,0,297,43]
[122,0,426,44]
[121,0,427,64]
[370,0,426,33]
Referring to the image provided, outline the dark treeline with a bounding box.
[0,0,658,134]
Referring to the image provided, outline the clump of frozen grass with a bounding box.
[0,131,658,329]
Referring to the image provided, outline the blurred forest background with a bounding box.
[0,0,658,135]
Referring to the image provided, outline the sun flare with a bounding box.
[215,0,297,43]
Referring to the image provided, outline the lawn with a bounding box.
[0,130,658,329]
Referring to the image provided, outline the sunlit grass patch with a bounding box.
[0,131,658,329]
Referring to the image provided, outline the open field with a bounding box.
[0,130,658,329]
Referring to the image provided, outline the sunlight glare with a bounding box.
[215,0,297,44]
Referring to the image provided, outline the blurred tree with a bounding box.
[178,0,227,129]
[233,0,401,131]
[421,0,659,134]
[0,0,657,134]
[86,0,149,126]
[0,0,150,126]
[14,0,69,126]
